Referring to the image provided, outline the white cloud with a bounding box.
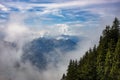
[56,24,69,35]
[2,0,120,13]
[34,24,70,37]
[38,8,64,17]
[25,0,120,9]
[0,4,9,11]
[5,23,29,42]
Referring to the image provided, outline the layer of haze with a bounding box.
[0,0,120,80]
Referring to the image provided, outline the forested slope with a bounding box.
[61,18,120,80]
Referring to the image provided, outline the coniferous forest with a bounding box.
[61,18,120,80]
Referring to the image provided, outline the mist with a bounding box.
[0,0,119,79]
[0,11,102,80]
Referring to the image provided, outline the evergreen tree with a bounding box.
[61,74,66,80]
[104,49,113,80]
[110,39,120,80]
[77,48,97,80]
[66,60,78,80]
[111,17,120,43]
[104,40,116,80]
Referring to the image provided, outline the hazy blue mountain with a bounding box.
[22,35,79,70]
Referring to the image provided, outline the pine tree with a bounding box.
[111,17,120,43]
[66,60,78,80]
[110,39,120,80]
[77,48,97,80]
[104,49,113,80]
[61,74,66,80]
[66,60,73,80]
[104,39,116,80]
[97,35,108,80]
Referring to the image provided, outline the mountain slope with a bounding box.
[61,18,120,80]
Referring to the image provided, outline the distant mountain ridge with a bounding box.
[22,35,80,69]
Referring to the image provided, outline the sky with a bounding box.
[0,0,120,80]
[0,0,120,37]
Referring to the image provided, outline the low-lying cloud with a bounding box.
[0,1,119,79]
[0,13,100,80]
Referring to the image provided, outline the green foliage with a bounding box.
[110,39,120,80]
[66,60,78,80]
[61,18,120,80]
